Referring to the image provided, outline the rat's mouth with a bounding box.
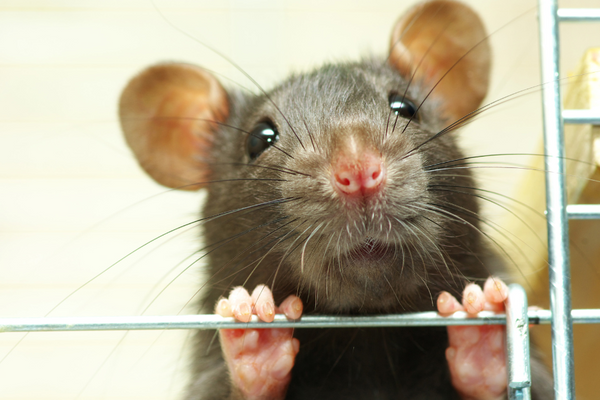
[349,238,394,262]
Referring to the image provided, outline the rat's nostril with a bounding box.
[338,176,351,186]
[362,164,384,190]
[335,171,361,193]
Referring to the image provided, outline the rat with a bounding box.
[118,1,553,399]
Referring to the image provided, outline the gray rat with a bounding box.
[118,1,553,399]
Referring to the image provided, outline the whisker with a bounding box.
[143,216,294,315]
[400,6,536,136]
[426,186,552,266]
[129,115,296,160]
[211,161,312,177]
[426,200,538,291]
[404,71,593,160]
[181,220,302,312]
[405,211,460,287]
[301,222,326,274]
[75,332,130,399]
[390,5,454,136]
[428,182,546,240]
[149,0,306,151]
[249,222,305,293]
[424,152,599,171]
[299,114,317,152]
[383,273,402,307]
[42,196,296,335]
[426,164,600,185]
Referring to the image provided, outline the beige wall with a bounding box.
[0,1,598,399]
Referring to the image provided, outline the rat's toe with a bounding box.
[437,291,463,315]
[483,277,508,310]
[251,285,276,322]
[278,295,303,320]
[462,283,486,314]
[227,287,254,322]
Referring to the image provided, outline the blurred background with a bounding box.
[0,0,598,399]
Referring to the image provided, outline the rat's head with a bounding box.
[119,0,491,313]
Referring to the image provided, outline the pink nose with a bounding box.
[333,152,386,197]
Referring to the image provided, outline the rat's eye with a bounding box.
[388,93,419,120]
[247,121,279,160]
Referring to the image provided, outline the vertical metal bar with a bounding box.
[506,284,532,400]
[538,1,576,398]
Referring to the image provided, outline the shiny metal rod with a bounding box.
[557,9,600,22]
[506,285,531,400]
[567,204,600,220]
[562,110,600,125]
[2,309,600,332]
[538,0,576,398]
[0,313,508,332]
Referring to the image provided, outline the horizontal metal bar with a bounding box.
[570,309,600,323]
[567,204,600,220]
[557,8,600,22]
[2,309,600,332]
[562,109,600,125]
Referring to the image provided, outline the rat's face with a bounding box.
[119,0,491,313]
[206,60,477,312]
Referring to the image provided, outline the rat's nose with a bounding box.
[332,150,386,197]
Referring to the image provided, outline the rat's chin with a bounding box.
[348,238,396,264]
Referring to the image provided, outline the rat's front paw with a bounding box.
[437,277,508,400]
[216,285,303,400]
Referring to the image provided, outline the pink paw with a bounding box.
[216,285,303,400]
[437,277,508,400]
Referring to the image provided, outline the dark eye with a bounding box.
[247,121,279,160]
[388,93,419,120]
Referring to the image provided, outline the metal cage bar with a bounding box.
[567,204,600,220]
[562,110,600,125]
[506,285,532,400]
[3,307,600,332]
[538,0,576,397]
[557,9,600,22]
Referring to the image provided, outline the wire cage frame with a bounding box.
[1,1,599,399]
[538,1,600,398]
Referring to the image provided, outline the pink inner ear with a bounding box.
[119,63,229,191]
[388,0,491,122]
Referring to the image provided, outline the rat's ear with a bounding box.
[119,63,229,190]
[389,0,490,122]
